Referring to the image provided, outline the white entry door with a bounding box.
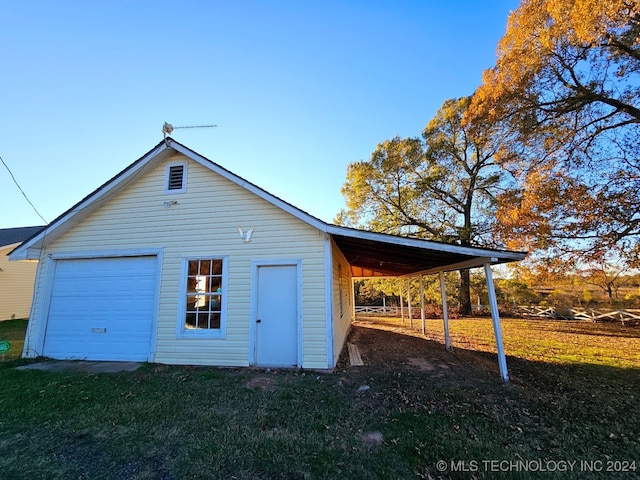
[255,264,298,367]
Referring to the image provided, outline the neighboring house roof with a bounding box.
[9,138,526,275]
[0,226,45,249]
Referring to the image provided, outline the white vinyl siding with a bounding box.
[0,244,38,321]
[331,239,353,365]
[25,154,328,368]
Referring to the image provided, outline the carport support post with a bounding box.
[407,279,413,328]
[484,263,509,382]
[399,280,405,323]
[419,275,426,335]
[351,278,356,319]
[439,271,451,351]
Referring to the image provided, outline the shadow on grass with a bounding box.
[346,321,640,389]
[341,323,639,478]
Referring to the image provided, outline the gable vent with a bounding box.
[168,165,185,190]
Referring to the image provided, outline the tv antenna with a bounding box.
[162,122,217,139]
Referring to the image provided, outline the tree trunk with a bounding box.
[458,268,472,315]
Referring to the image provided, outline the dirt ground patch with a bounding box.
[343,317,500,379]
[405,357,450,372]
[16,360,142,374]
[245,376,277,392]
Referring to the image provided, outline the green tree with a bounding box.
[338,97,509,314]
[469,272,488,310]
[496,278,541,307]
[469,0,640,268]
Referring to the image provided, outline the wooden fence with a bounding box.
[355,305,640,325]
[516,306,640,325]
[354,306,402,315]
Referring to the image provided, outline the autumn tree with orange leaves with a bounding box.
[469,0,640,268]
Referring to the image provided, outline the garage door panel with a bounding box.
[43,256,157,361]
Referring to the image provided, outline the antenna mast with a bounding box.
[162,122,217,138]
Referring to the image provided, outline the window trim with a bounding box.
[176,256,228,338]
[164,161,187,194]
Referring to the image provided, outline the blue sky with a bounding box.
[0,1,518,229]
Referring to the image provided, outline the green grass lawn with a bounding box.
[0,317,638,479]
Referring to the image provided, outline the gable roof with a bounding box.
[9,138,526,274]
[0,226,45,249]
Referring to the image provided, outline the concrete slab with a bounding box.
[16,360,142,374]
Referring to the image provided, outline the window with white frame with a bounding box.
[183,258,225,332]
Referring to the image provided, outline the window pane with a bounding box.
[195,276,207,293]
[185,313,196,329]
[209,277,222,293]
[211,259,223,275]
[210,312,221,329]
[196,312,209,329]
[209,294,222,312]
[186,295,200,311]
[188,260,198,275]
[199,260,211,275]
[187,277,198,293]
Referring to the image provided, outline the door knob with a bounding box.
[256,319,262,323]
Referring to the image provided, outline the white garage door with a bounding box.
[43,256,157,361]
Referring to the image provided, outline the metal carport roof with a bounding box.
[327,226,526,278]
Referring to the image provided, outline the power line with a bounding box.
[0,154,48,224]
